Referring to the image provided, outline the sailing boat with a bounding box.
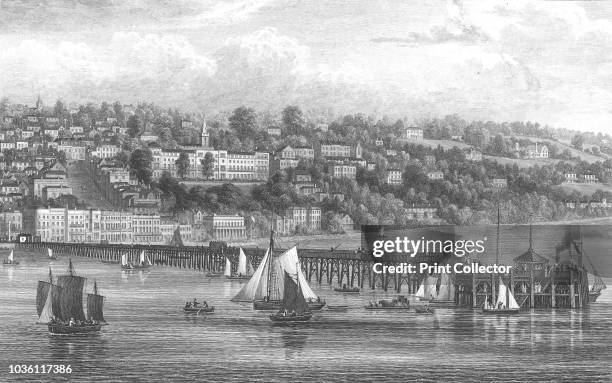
[270,271,313,322]
[415,275,439,301]
[588,274,607,302]
[121,253,134,270]
[122,251,152,270]
[429,272,455,306]
[48,248,57,260]
[226,248,253,280]
[232,231,325,310]
[482,276,520,314]
[3,249,19,265]
[43,259,107,334]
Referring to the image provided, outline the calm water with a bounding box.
[1,250,611,382]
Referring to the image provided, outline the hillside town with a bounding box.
[2,97,612,245]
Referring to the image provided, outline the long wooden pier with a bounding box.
[18,241,590,309]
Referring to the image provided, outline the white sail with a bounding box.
[8,250,14,262]
[48,248,53,258]
[425,276,438,300]
[495,277,508,308]
[139,251,145,265]
[232,249,269,302]
[145,254,152,266]
[224,257,232,277]
[277,247,318,301]
[237,248,247,276]
[507,288,519,309]
[121,253,129,266]
[435,273,455,301]
[415,279,425,298]
[37,288,53,324]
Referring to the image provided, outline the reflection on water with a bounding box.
[1,250,611,382]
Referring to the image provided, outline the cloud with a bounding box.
[0,33,216,105]
[372,0,489,46]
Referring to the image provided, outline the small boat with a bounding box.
[482,276,520,315]
[414,306,435,314]
[326,305,349,312]
[364,296,411,310]
[3,249,19,265]
[205,271,223,277]
[270,271,313,323]
[47,248,57,260]
[121,254,134,270]
[333,284,360,293]
[121,251,152,270]
[183,301,215,314]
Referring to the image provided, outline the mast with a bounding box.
[56,259,86,321]
[87,279,106,323]
[266,229,275,299]
[49,267,53,283]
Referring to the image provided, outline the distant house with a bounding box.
[328,164,356,180]
[385,169,403,185]
[140,131,159,143]
[465,149,482,162]
[492,178,508,188]
[375,138,384,147]
[386,149,398,157]
[339,214,355,232]
[405,205,438,220]
[400,128,423,141]
[267,127,281,136]
[427,171,444,180]
[424,155,436,167]
[316,123,328,132]
[451,135,463,142]
[525,143,548,159]
[583,174,598,183]
[563,173,578,184]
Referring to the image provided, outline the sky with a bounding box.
[0,0,611,132]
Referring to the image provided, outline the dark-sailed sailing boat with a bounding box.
[270,271,313,322]
[38,259,107,334]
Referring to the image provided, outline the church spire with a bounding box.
[201,121,209,148]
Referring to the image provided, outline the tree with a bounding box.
[127,114,143,138]
[201,152,215,180]
[282,105,305,136]
[54,100,67,117]
[571,134,584,150]
[129,148,153,185]
[175,152,190,179]
[229,106,257,140]
[114,151,130,167]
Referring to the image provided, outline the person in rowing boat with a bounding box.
[201,300,208,308]
[69,318,75,327]
[185,301,192,308]
[193,298,199,307]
